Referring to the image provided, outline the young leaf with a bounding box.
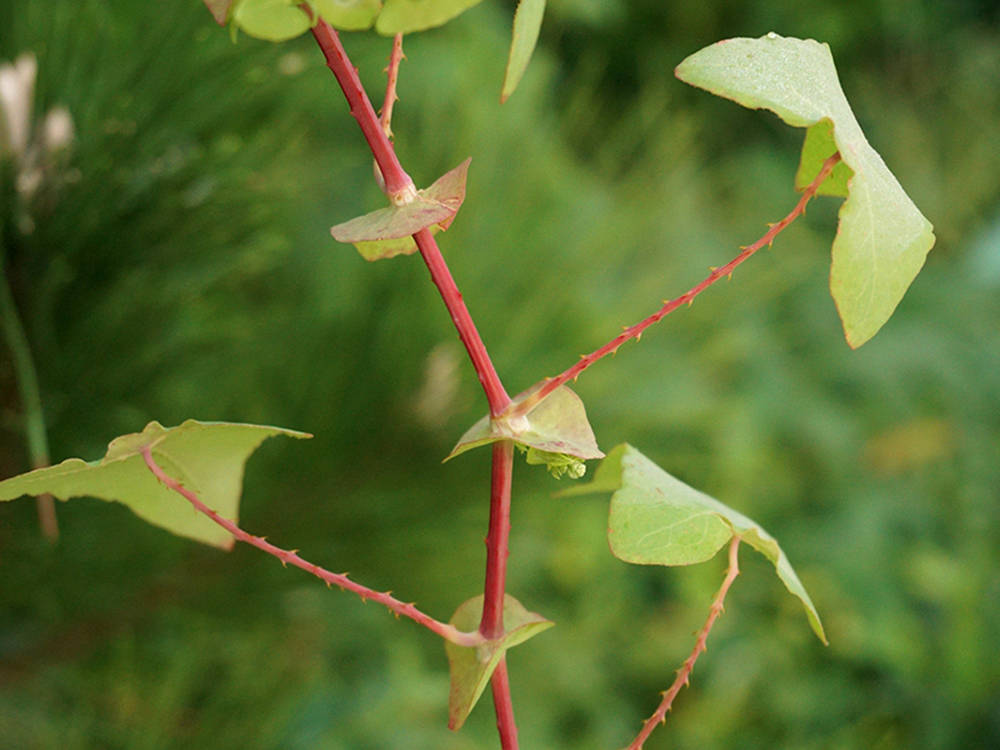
[330,158,470,255]
[562,444,826,643]
[231,0,312,42]
[675,34,935,348]
[501,0,546,103]
[445,594,554,730]
[445,384,604,477]
[375,0,485,35]
[0,420,311,549]
[312,0,382,31]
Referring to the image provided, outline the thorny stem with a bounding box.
[310,18,511,416]
[309,19,519,746]
[512,153,843,417]
[625,537,741,750]
[0,259,58,541]
[379,33,404,141]
[140,446,483,649]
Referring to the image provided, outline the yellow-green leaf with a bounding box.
[675,34,935,348]
[445,594,553,730]
[0,420,310,549]
[501,0,546,103]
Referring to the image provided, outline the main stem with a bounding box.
[0,260,58,541]
[308,18,518,746]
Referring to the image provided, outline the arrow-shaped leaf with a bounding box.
[331,158,470,260]
[675,34,935,348]
[562,444,826,643]
[0,420,310,549]
[445,594,553,730]
[445,384,603,478]
[501,0,546,103]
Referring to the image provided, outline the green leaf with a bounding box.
[351,222,446,261]
[445,384,604,476]
[231,0,312,42]
[0,420,311,549]
[330,158,470,254]
[501,0,546,103]
[202,0,235,25]
[445,594,553,730]
[563,444,826,643]
[675,34,935,348]
[375,0,485,34]
[312,0,382,31]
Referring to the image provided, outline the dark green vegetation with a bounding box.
[2,0,999,747]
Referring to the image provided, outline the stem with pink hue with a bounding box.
[379,33,404,140]
[510,153,843,417]
[480,440,515,639]
[309,19,511,417]
[625,537,741,750]
[140,446,483,649]
[489,658,519,750]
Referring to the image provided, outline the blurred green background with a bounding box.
[2,1,998,748]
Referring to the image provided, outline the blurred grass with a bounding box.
[1,0,998,748]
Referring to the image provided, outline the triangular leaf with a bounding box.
[231,0,312,42]
[675,34,935,348]
[445,594,553,730]
[563,444,826,643]
[501,0,546,103]
[445,384,604,477]
[375,0,485,35]
[331,158,470,248]
[0,420,311,549]
[312,0,382,31]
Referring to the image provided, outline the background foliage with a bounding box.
[2,0,998,747]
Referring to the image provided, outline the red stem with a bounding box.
[309,19,414,200]
[625,536,741,750]
[140,446,483,649]
[490,657,519,749]
[514,153,843,416]
[379,33,404,140]
[480,440,515,638]
[310,19,510,416]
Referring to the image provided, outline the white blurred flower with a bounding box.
[0,52,75,214]
[0,53,37,160]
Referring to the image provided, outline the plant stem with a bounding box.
[309,18,511,416]
[514,153,843,416]
[0,261,58,541]
[625,536,741,750]
[480,440,515,638]
[140,446,483,648]
[379,33,404,140]
[490,657,519,749]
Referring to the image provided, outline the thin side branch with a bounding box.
[380,33,404,141]
[625,536,742,750]
[140,446,483,649]
[514,153,843,416]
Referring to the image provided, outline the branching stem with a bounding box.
[625,536,741,750]
[511,153,843,417]
[140,446,483,649]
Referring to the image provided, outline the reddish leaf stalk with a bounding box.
[625,537,741,750]
[140,446,483,648]
[515,153,843,416]
[309,19,511,416]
